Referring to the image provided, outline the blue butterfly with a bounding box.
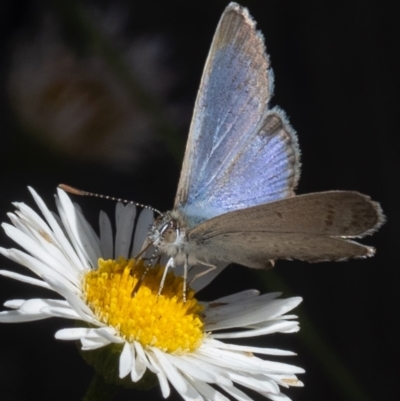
[147,3,384,293]
[62,3,384,297]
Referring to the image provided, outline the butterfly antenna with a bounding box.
[58,184,164,216]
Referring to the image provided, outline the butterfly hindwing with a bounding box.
[188,191,384,267]
[189,231,376,269]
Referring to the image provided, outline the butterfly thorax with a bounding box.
[148,210,191,262]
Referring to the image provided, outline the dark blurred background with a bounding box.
[0,0,398,400]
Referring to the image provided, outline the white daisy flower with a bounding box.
[0,187,304,401]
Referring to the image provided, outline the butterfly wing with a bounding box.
[174,3,300,223]
[188,191,385,268]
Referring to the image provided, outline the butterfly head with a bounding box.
[148,210,188,257]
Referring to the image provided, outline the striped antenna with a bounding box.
[58,184,163,216]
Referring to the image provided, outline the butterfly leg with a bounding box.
[132,241,158,296]
[188,261,217,287]
[182,255,190,303]
[133,238,153,261]
[158,257,175,297]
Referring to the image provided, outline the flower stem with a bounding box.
[82,374,119,401]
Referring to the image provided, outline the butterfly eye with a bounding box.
[162,221,178,244]
[163,228,177,244]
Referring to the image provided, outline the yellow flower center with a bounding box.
[83,258,204,353]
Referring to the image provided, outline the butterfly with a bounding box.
[145,2,384,293]
[60,3,384,298]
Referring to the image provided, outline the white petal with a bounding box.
[43,275,97,323]
[7,212,35,239]
[275,314,298,320]
[211,290,261,304]
[132,209,153,257]
[263,392,292,401]
[41,306,82,320]
[50,211,65,235]
[227,371,279,394]
[205,297,302,330]
[78,328,119,350]
[134,342,158,374]
[119,342,134,378]
[194,349,258,373]
[18,298,64,312]
[0,310,49,322]
[152,349,203,401]
[96,327,124,343]
[131,350,147,382]
[212,321,300,339]
[151,347,188,395]
[99,211,113,259]
[181,355,233,386]
[4,298,70,310]
[11,202,51,235]
[9,211,82,281]
[73,204,102,264]
[267,373,304,388]
[203,338,296,356]
[38,299,81,319]
[81,336,111,350]
[3,299,24,309]
[0,298,67,322]
[0,270,51,289]
[56,190,94,268]
[1,247,81,295]
[146,351,170,398]
[10,206,59,251]
[56,327,95,340]
[115,203,136,259]
[186,377,230,401]
[178,380,204,401]
[167,354,219,383]
[56,327,123,348]
[219,384,253,401]
[196,347,304,375]
[28,187,85,270]
[1,225,80,287]
[215,295,300,319]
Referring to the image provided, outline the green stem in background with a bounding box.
[82,374,119,401]
[258,269,371,401]
[48,0,184,162]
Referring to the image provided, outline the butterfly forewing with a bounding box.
[174,4,299,223]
